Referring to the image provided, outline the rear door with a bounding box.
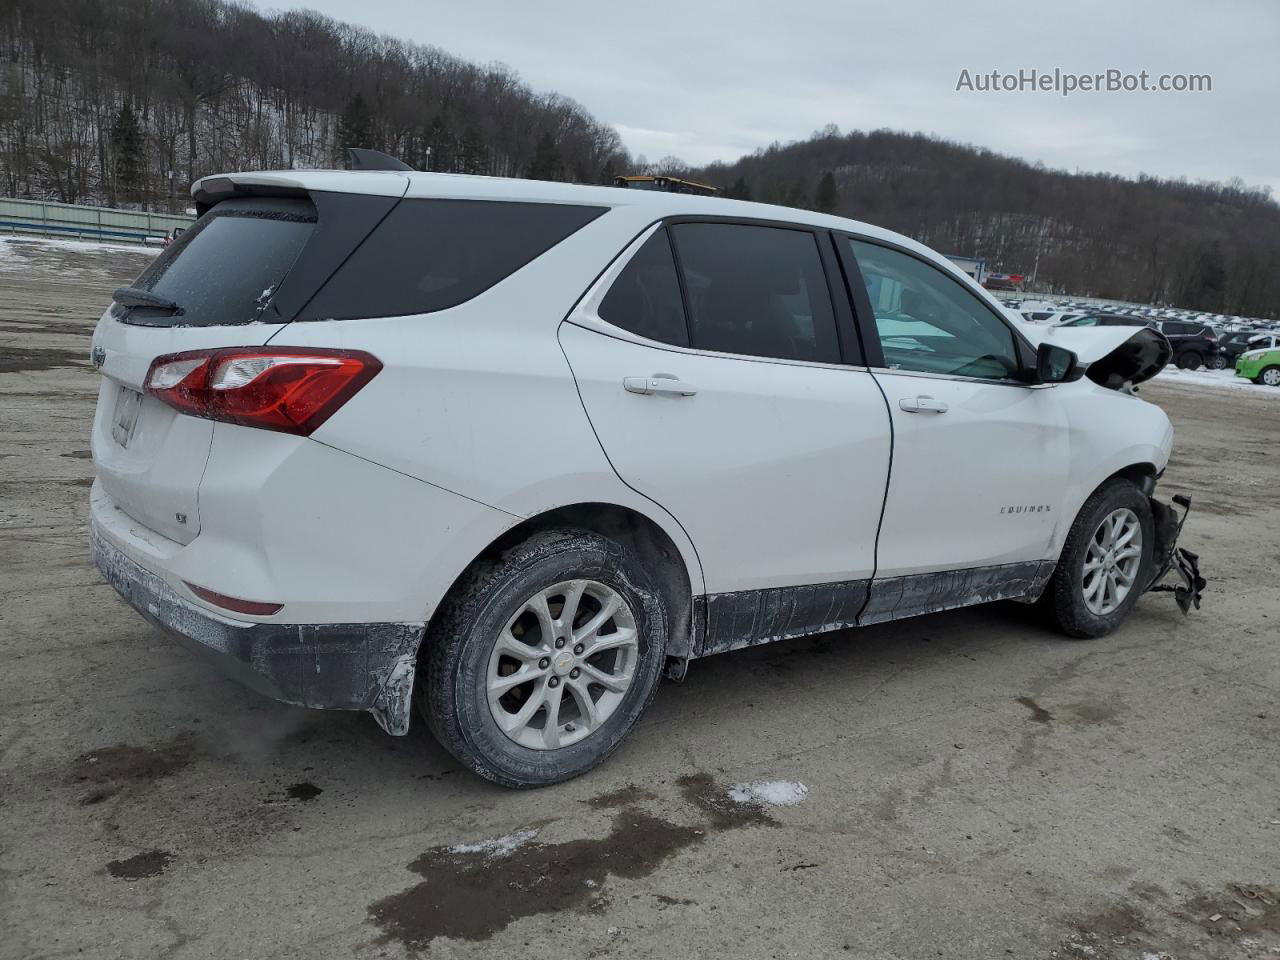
[560,221,891,604]
[840,236,1070,597]
[89,189,400,544]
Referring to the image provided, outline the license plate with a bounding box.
[112,387,142,448]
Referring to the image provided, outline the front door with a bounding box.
[841,237,1070,617]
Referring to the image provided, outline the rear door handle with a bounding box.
[899,395,948,414]
[623,376,697,397]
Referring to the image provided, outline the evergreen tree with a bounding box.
[337,93,374,158]
[815,170,838,213]
[527,132,561,181]
[726,176,752,200]
[111,102,144,205]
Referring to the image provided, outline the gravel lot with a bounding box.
[1,238,1277,960]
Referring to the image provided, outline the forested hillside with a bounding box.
[691,127,1280,316]
[0,0,625,210]
[1,1,1275,315]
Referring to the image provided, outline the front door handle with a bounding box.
[623,376,697,397]
[899,395,948,414]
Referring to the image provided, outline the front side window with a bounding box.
[670,223,840,363]
[850,239,1021,380]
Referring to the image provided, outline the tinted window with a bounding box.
[850,239,1020,380]
[304,199,605,320]
[124,198,315,327]
[670,223,839,363]
[598,229,689,346]
[1163,321,1197,335]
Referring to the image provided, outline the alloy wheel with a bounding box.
[1082,507,1143,616]
[486,579,639,750]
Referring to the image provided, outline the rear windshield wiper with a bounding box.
[112,287,184,313]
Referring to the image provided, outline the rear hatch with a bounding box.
[90,179,404,544]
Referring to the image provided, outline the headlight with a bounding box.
[1239,349,1268,360]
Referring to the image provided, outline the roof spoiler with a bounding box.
[347,148,414,172]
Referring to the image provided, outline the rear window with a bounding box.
[299,199,606,321]
[120,198,315,327]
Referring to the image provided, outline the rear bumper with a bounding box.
[90,519,424,735]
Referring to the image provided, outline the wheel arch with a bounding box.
[425,501,700,661]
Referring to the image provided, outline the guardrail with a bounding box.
[0,198,195,245]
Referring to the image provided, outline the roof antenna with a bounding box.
[347,148,414,172]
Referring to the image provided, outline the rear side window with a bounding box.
[669,223,840,363]
[123,198,315,327]
[597,228,689,346]
[302,199,605,320]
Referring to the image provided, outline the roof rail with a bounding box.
[347,148,414,172]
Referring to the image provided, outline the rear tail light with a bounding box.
[144,347,381,435]
[184,581,283,616]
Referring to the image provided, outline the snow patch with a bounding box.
[1153,366,1279,396]
[0,236,161,256]
[728,779,809,807]
[449,828,539,858]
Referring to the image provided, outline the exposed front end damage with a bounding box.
[90,522,425,736]
[1145,493,1206,613]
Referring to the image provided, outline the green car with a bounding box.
[1236,346,1280,386]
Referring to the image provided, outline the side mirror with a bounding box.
[1036,342,1083,383]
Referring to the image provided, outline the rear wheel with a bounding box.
[1043,480,1154,639]
[1176,350,1203,370]
[420,529,668,787]
[1260,366,1280,387]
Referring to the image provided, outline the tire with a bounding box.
[1260,366,1280,387]
[419,529,668,788]
[1042,479,1155,639]
[1176,350,1203,370]
[1209,355,1227,370]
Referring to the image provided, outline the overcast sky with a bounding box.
[273,0,1279,195]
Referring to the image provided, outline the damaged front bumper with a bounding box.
[1145,493,1206,613]
[90,522,424,735]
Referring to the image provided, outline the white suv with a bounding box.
[89,167,1198,787]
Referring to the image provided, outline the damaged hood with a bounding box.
[1020,323,1172,388]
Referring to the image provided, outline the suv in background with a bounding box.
[1061,315,1219,370]
[1153,320,1220,370]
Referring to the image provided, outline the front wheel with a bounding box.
[420,529,668,787]
[1259,366,1280,387]
[1209,355,1227,370]
[1042,479,1154,639]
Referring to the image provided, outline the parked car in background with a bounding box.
[1236,344,1280,386]
[1060,315,1218,370]
[1217,331,1280,369]
[89,165,1194,787]
[1020,310,1082,325]
[1152,320,1221,370]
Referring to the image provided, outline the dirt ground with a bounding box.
[1,238,1277,960]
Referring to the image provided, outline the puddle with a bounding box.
[369,772,797,951]
[368,807,702,949]
[0,347,89,374]
[106,849,173,880]
[69,732,197,786]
